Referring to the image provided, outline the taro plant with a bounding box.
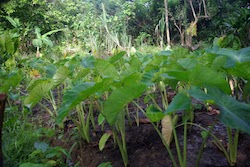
[24,62,71,123]
[130,47,250,167]
[100,82,147,167]
[32,27,64,58]
[202,46,250,166]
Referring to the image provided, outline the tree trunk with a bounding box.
[0,93,7,167]
[164,0,171,47]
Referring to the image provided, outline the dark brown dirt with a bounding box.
[32,89,250,167]
[54,109,250,167]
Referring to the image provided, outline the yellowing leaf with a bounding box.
[161,115,177,146]
[30,69,41,79]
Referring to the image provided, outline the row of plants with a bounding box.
[2,40,249,166]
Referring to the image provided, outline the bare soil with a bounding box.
[32,90,250,167]
[50,109,250,167]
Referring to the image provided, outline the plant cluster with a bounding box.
[0,0,249,167]
[2,41,249,166]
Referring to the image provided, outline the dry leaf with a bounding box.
[161,115,173,146]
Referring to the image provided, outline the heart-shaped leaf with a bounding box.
[103,83,146,125]
[56,78,113,124]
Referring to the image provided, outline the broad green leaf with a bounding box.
[75,68,91,79]
[99,133,111,151]
[44,64,57,78]
[159,50,172,56]
[167,64,230,93]
[177,58,197,70]
[128,57,142,72]
[119,72,142,87]
[34,142,49,153]
[211,56,227,70]
[141,71,155,86]
[146,105,164,122]
[95,59,119,79]
[32,38,43,48]
[189,87,250,134]
[108,51,126,64]
[164,93,191,114]
[0,71,22,93]
[103,83,146,125]
[144,54,169,74]
[169,47,189,61]
[189,65,230,93]
[41,37,53,47]
[167,70,190,81]
[228,62,250,80]
[53,66,70,86]
[237,47,250,62]
[211,47,250,67]
[56,78,113,124]
[24,80,54,108]
[81,56,95,69]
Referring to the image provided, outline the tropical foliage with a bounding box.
[0,0,249,167]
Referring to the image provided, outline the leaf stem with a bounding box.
[133,101,178,167]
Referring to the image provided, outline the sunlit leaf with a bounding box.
[146,105,164,122]
[108,51,126,64]
[53,66,70,86]
[119,72,142,87]
[99,133,111,151]
[95,59,119,79]
[32,38,43,48]
[41,37,53,47]
[98,162,112,167]
[177,58,197,70]
[24,79,54,108]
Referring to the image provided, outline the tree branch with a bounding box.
[189,0,198,22]
[202,0,209,17]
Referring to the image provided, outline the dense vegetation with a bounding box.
[0,0,249,167]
